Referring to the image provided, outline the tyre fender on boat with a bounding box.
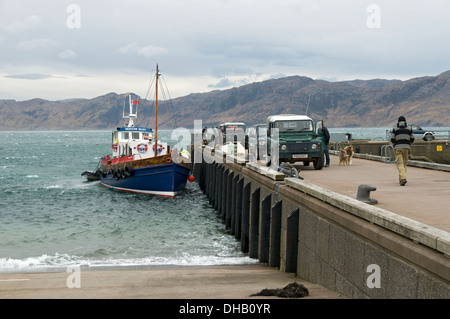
[124,166,132,177]
[120,167,128,179]
[111,169,120,180]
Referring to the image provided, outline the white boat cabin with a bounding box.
[110,96,169,161]
[111,127,169,160]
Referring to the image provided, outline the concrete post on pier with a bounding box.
[219,166,225,217]
[234,178,244,241]
[207,162,214,205]
[230,174,240,235]
[269,201,282,268]
[241,182,250,253]
[249,188,260,259]
[225,170,233,227]
[215,163,221,209]
[209,163,216,207]
[220,168,229,221]
[285,208,299,273]
[259,194,271,263]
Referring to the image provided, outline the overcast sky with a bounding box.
[1,0,450,101]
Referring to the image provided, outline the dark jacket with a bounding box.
[391,120,414,150]
[321,126,330,145]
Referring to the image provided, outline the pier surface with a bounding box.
[295,155,450,233]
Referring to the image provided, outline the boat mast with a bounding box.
[155,64,159,155]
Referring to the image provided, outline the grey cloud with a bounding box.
[4,74,59,80]
[119,43,168,59]
[208,76,257,89]
[16,38,57,51]
[5,15,42,33]
[211,67,255,78]
[208,78,234,89]
[58,50,77,59]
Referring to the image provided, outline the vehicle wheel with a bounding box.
[313,157,323,170]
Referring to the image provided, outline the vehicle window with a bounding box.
[226,125,246,131]
[274,120,313,132]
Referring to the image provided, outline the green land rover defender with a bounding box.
[266,114,324,170]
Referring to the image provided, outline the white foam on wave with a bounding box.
[44,185,62,189]
[26,175,39,178]
[0,253,258,273]
[0,253,80,272]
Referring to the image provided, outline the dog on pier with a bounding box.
[339,146,354,166]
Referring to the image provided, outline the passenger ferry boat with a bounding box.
[84,65,192,197]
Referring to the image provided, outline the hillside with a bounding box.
[1,71,450,130]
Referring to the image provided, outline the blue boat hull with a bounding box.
[100,162,191,197]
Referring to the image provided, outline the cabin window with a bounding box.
[112,132,118,144]
[121,132,129,140]
[132,132,140,140]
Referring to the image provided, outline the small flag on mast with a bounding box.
[132,100,140,104]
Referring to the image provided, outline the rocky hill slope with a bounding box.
[1,71,449,130]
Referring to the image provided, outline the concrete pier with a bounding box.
[195,146,450,298]
[0,264,344,299]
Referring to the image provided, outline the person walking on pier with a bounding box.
[391,116,415,186]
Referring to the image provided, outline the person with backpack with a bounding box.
[390,116,415,186]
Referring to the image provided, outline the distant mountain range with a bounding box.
[1,71,450,131]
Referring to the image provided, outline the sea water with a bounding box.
[0,130,253,273]
[0,127,447,273]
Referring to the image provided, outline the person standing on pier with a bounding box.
[321,125,330,167]
[317,120,330,167]
[391,116,415,186]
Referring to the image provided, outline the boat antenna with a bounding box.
[305,93,311,116]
